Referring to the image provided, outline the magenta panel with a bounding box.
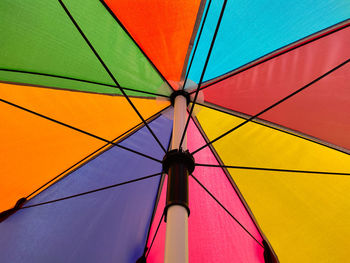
[147,120,265,262]
[203,25,350,150]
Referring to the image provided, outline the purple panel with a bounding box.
[0,116,172,263]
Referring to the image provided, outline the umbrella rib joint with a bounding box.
[161,90,195,263]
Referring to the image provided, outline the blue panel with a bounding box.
[0,116,172,263]
[187,0,350,83]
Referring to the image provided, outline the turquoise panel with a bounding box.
[187,0,350,83]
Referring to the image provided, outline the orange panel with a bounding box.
[105,0,202,89]
[0,83,169,211]
[0,102,105,211]
[0,83,169,141]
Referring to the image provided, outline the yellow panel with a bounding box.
[0,83,169,140]
[196,106,350,263]
[0,83,169,211]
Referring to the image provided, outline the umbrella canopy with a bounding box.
[1,0,350,262]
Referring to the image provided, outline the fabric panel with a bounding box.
[196,106,350,263]
[62,0,171,96]
[0,82,169,211]
[187,0,350,83]
[0,116,172,263]
[203,25,350,150]
[147,120,265,262]
[0,0,113,93]
[0,0,170,96]
[0,83,169,141]
[105,0,202,89]
[0,101,104,212]
[146,177,167,262]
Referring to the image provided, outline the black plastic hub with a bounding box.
[162,150,195,219]
[162,149,195,174]
[169,90,191,107]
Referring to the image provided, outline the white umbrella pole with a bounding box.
[171,94,187,150]
[164,94,189,263]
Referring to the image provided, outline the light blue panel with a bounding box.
[185,0,225,86]
[0,116,172,263]
[187,0,350,83]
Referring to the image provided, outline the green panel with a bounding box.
[0,71,161,97]
[0,1,115,93]
[0,71,120,95]
[62,0,171,96]
[0,0,171,97]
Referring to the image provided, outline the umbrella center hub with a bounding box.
[170,90,190,107]
[162,149,195,174]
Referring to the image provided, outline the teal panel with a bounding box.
[187,0,350,83]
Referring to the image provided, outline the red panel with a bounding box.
[147,120,265,262]
[203,25,350,149]
[105,0,202,89]
[263,63,350,150]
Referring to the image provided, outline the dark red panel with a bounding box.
[203,25,350,149]
[262,63,350,150]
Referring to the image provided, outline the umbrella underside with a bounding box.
[1,0,350,262]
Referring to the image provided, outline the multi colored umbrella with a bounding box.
[1,1,350,262]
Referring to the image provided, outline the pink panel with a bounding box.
[203,25,350,149]
[147,120,265,262]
